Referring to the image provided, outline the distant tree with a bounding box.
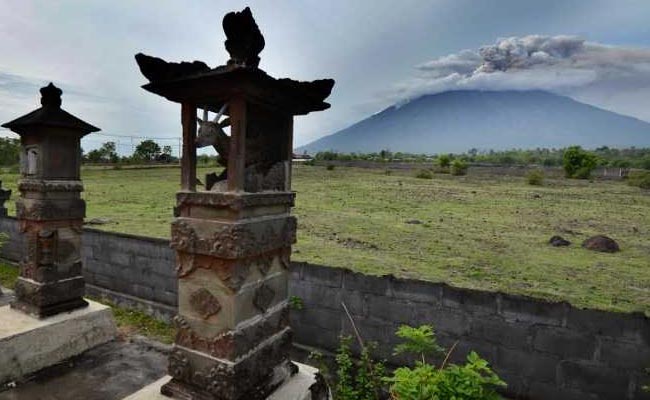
[438,154,452,168]
[0,137,20,166]
[134,140,161,161]
[162,145,173,156]
[563,146,598,179]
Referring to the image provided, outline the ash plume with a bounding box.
[393,35,650,111]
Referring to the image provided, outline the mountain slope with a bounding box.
[298,90,650,154]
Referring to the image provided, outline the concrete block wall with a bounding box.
[1,216,649,399]
[82,228,177,321]
[290,262,650,400]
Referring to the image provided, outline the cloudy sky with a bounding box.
[1,0,649,153]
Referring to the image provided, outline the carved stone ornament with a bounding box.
[171,217,296,259]
[189,288,222,319]
[168,349,191,381]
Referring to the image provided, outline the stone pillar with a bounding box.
[135,7,334,400]
[1,83,100,318]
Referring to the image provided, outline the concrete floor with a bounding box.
[0,337,168,400]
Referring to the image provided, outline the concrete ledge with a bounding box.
[0,299,117,385]
[122,362,330,400]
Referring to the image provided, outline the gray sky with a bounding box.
[1,0,649,154]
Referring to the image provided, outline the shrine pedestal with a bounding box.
[123,362,331,400]
[0,299,116,385]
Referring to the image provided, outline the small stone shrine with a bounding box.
[128,7,334,400]
[3,83,97,317]
[0,83,116,385]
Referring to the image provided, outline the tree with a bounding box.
[162,145,173,156]
[438,154,452,168]
[563,146,598,179]
[0,138,20,166]
[86,141,118,163]
[134,140,161,162]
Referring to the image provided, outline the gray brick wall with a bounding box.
[290,263,650,400]
[1,216,648,399]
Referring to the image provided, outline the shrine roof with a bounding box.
[139,61,334,116]
[2,83,100,135]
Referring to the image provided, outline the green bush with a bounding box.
[326,164,336,171]
[628,171,650,190]
[415,169,433,179]
[438,154,452,169]
[563,146,597,179]
[386,325,506,400]
[526,169,545,186]
[334,336,385,400]
[450,159,468,176]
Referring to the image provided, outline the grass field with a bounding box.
[1,164,649,314]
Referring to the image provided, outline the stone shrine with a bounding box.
[2,83,97,317]
[0,83,116,385]
[131,7,334,400]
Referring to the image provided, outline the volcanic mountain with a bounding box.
[298,90,650,154]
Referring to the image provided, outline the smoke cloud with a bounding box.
[393,35,650,108]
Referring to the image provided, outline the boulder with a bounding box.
[549,235,571,247]
[582,235,620,253]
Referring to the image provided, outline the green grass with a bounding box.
[93,297,175,344]
[0,261,18,289]
[1,164,649,314]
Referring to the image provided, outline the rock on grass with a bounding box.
[582,235,620,253]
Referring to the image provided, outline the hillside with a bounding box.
[298,90,650,154]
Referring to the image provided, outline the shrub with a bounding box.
[563,146,597,179]
[450,159,468,176]
[526,169,545,186]
[326,164,336,171]
[386,325,506,400]
[334,336,385,400]
[628,171,650,190]
[415,169,433,179]
[438,154,452,169]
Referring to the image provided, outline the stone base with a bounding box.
[0,299,117,385]
[122,362,331,400]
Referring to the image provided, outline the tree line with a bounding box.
[311,146,650,170]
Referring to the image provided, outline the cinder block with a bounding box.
[294,306,341,332]
[449,338,497,366]
[557,360,630,400]
[442,285,498,315]
[302,264,344,288]
[341,290,365,317]
[292,317,340,350]
[527,381,597,400]
[566,308,650,345]
[290,282,342,311]
[411,304,470,336]
[532,326,596,359]
[598,337,650,370]
[390,278,443,304]
[130,283,154,301]
[499,294,567,327]
[497,347,559,384]
[469,317,531,349]
[109,251,132,267]
[344,271,390,295]
[366,294,413,325]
